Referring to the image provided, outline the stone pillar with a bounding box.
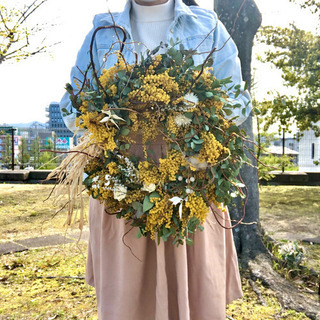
[214,0,263,259]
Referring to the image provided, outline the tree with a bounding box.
[2,134,11,166]
[214,0,263,261]
[258,22,320,136]
[39,138,56,168]
[289,0,320,16]
[215,1,320,317]
[30,136,40,168]
[0,0,50,64]
[18,137,30,168]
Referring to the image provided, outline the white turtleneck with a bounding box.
[130,0,175,55]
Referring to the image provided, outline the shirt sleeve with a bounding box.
[59,25,99,133]
[211,18,252,126]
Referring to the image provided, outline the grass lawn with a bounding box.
[0,184,318,319]
[0,184,89,241]
[259,185,320,274]
[259,185,320,240]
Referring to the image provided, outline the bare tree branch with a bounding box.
[0,0,54,64]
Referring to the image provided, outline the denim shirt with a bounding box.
[60,0,252,132]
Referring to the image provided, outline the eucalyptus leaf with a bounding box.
[143,196,154,212]
[132,201,144,218]
[193,144,202,152]
[136,229,142,239]
[174,51,183,65]
[184,112,194,119]
[132,201,143,211]
[224,108,233,116]
[122,86,131,96]
[120,127,130,136]
[193,139,204,145]
[150,191,161,199]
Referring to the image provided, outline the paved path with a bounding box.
[1,231,319,256]
[0,230,89,255]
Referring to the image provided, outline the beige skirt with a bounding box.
[86,197,243,320]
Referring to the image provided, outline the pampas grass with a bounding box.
[47,133,102,230]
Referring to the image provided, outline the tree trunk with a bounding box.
[214,0,263,263]
[213,4,320,318]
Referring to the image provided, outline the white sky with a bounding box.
[0,0,318,124]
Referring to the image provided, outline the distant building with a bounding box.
[264,145,299,165]
[299,127,320,172]
[46,102,74,138]
[258,133,300,164]
[17,122,52,153]
[271,136,299,153]
[46,102,76,147]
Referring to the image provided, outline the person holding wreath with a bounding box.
[60,0,252,319]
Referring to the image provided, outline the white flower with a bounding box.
[92,176,99,183]
[178,176,183,181]
[190,177,195,182]
[187,156,208,170]
[174,114,192,127]
[141,183,156,193]
[186,188,193,194]
[169,196,187,219]
[100,110,125,128]
[183,92,199,106]
[113,185,127,201]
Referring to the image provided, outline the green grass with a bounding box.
[0,244,309,320]
[0,184,318,319]
[0,243,96,319]
[0,184,89,241]
[259,185,320,237]
[259,185,320,274]
[227,279,309,320]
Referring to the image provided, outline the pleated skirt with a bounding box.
[86,197,242,320]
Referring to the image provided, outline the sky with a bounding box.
[0,0,318,125]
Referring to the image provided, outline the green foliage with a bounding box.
[1,134,12,166]
[0,0,49,64]
[30,136,40,168]
[289,0,320,16]
[257,22,320,136]
[277,241,305,269]
[18,137,30,168]
[256,94,296,134]
[264,238,319,294]
[39,137,58,169]
[259,154,296,180]
[267,240,306,273]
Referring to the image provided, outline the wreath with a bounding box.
[52,29,249,245]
